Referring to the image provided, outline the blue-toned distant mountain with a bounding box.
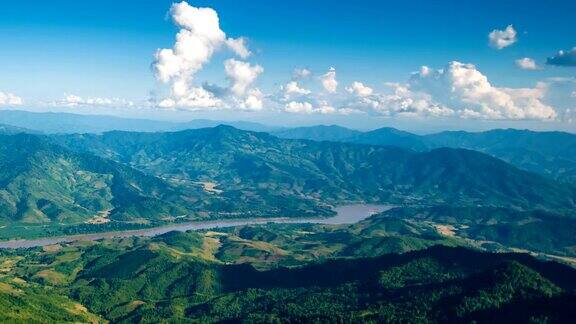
[273,125,361,142]
[1,124,575,234]
[54,126,576,212]
[425,129,576,182]
[0,110,280,134]
[272,125,576,183]
[345,127,428,151]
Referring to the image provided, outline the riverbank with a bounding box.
[0,204,391,249]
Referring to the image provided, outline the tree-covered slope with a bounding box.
[1,207,576,323]
[0,133,204,225]
[54,126,576,211]
[274,126,576,184]
[385,206,576,257]
[4,236,575,323]
[425,128,576,183]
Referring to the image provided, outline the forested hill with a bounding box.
[54,126,576,212]
[274,125,576,183]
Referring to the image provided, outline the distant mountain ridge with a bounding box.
[54,125,576,212]
[0,110,280,134]
[272,125,576,183]
[273,125,362,142]
[1,122,575,234]
[4,110,574,185]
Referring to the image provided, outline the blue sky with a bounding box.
[0,0,574,131]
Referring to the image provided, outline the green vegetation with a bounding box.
[0,133,207,226]
[0,124,575,321]
[55,126,576,212]
[0,126,574,239]
[0,211,575,322]
[385,206,576,258]
[275,125,576,184]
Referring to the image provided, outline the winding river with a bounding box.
[0,204,392,249]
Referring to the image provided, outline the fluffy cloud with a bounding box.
[0,92,23,106]
[546,47,576,67]
[346,81,373,97]
[320,67,338,93]
[239,88,264,111]
[55,94,133,108]
[345,62,556,120]
[293,68,311,79]
[153,2,258,110]
[284,81,311,96]
[158,87,223,110]
[488,25,517,49]
[226,37,251,59]
[408,61,555,120]
[224,59,264,96]
[285,101,313,113]
[515,57,538,70]
[153,2,226,87]
[346,83,454,117]
[284,101,336,114]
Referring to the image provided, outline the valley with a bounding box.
[3,0,575,321]
[0,119,575,322]
[0,204,390,249]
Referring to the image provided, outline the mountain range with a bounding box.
[4,110,574,185]
[274,125,576,183]
[0,110,280,134]
[0,112,574,239]
[53,125,576,212]
[2,217,576,323]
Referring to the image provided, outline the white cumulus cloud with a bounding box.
[224,59,264,96]
[239,88,264,111]
[515,57,538,70]
[345,62,557,120]
[54,94,133,108]
[293,68,311,79]
[347,83,454,118]
[284,81,311,96]
[320,67,338,93]
[0,92,23,106]
[284,101,336,114]
[158,87,223,110]
[346,81,373,97]
[488,25,517,49]
[153,2,226,87]
[226,37,251,59]
[153,2,255,110]
[408,61,555,120]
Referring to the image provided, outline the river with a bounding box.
[0,204,392,249]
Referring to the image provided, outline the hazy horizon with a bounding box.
[0,0,575,133]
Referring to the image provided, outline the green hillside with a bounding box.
[277,125,576,184]
[1,218,575,323]
[385,206,576,257]
[54,126,576,212]
[0,133,206,227]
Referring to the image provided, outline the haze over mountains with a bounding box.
[0,110,279,134]
[0,113,575,239]
[274,124,576,183]
[2,111,576,322]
